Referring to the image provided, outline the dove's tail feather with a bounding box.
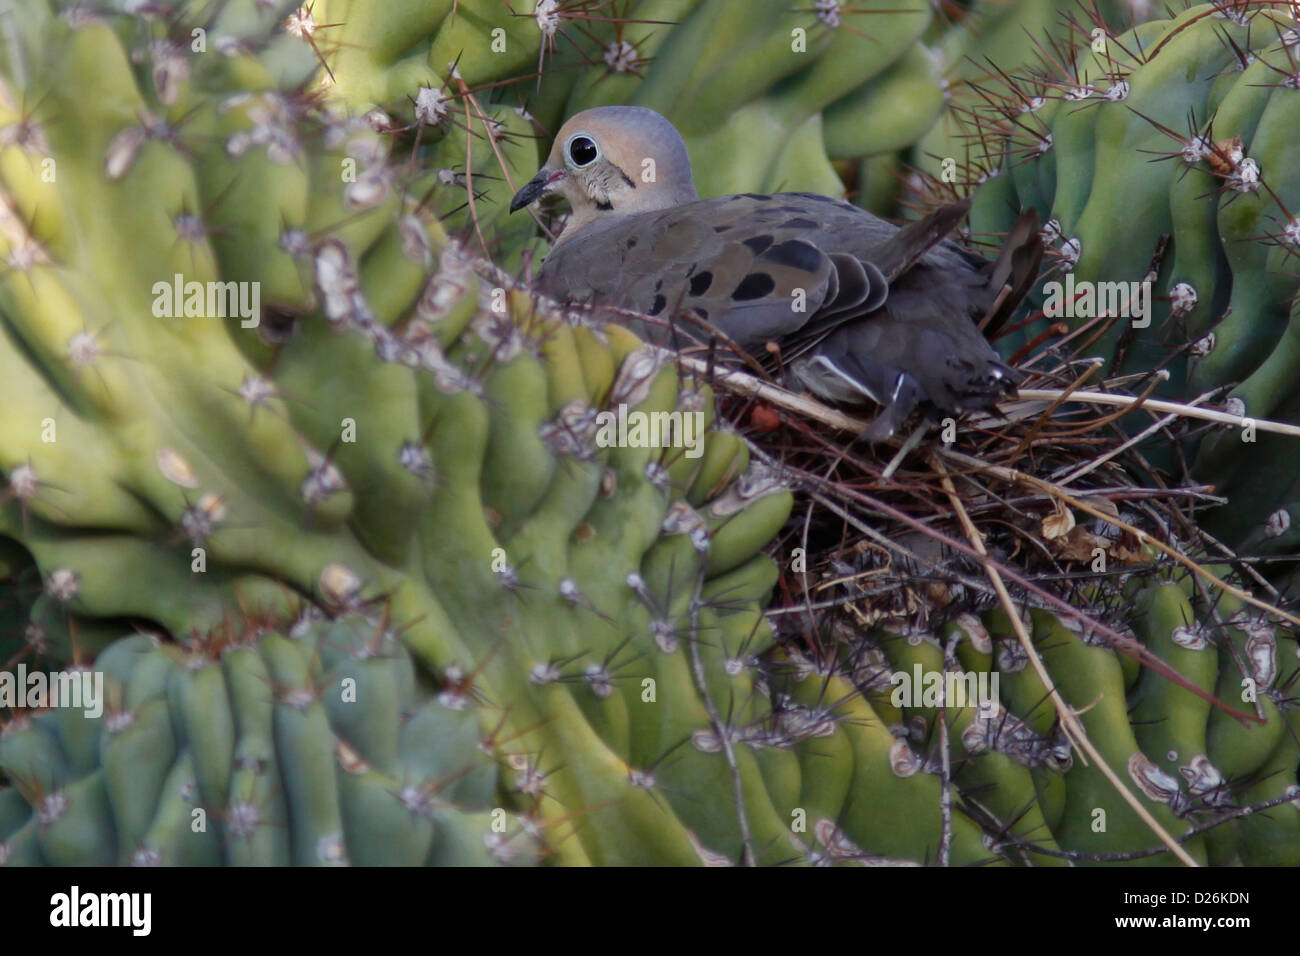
[979,209,1044,339]
[870,197,975,283]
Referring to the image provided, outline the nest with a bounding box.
[476,244,1300,685]
[711,325,1299,864]
[445,63,1300,859]
[484,271,1300,863]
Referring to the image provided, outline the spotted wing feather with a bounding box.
[537,193,1039,436]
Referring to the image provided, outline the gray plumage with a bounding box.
[512,107,1042,439]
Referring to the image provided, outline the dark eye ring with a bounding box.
[567,135,599,167]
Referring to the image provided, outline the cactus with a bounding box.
[0,615,539,866]
[769,549,1299,867]
[1,0,1297,868]
[310,0,940,202]
[0,0,800,865]
[946,0,1300,375]
[308,0,1143,223]
[5,563,1299,864]
[939,1,1300,543]
[901,0,1155,211]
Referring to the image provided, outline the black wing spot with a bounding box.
[742,234,774,255]
[693,307,710,321]
[626,236,638,249]
[783,217,819,230]
[739,193,771,200]
[761,239,822,274]
[688,271,713,296]
[649,294,667,315]
[732,272,776,301]
[713,223,731,233]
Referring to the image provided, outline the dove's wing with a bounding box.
[536,191,1040,437]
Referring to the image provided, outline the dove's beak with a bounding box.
[510,167,564,213]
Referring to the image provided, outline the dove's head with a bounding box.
[510,106,699,242]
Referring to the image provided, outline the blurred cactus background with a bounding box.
[0,0,1297,867]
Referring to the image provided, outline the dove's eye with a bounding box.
[566,134,599,167]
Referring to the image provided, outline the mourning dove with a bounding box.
[510,105,1042,440]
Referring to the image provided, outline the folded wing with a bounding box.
[537,193,1041,438]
